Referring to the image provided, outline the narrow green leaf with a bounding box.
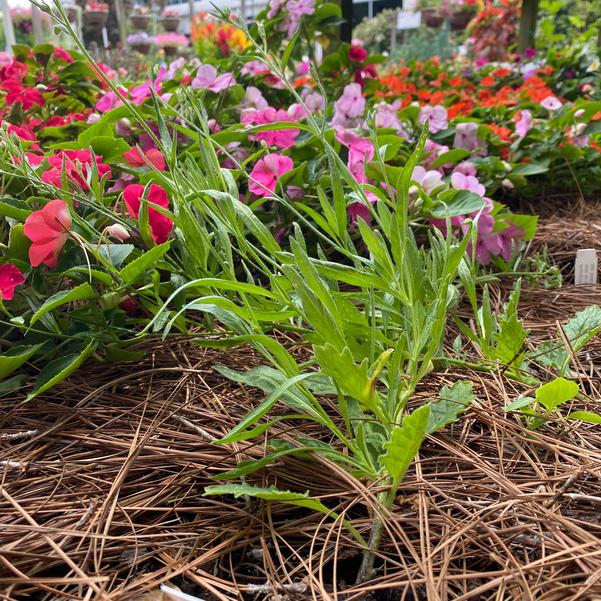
[26,339,96,401]
[30,284,95,327]
[0,344,43,378]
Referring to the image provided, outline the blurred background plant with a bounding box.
[191,11,250,58]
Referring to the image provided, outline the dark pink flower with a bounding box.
[248,154,294,197]
[123,183,173,244]
[242,107,300,149]
[0,264,25,300]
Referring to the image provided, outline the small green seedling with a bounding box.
[506,376,601,429]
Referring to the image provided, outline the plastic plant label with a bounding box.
[574,249,597,286]
[397,11,422,30]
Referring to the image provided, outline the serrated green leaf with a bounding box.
[380,404,430,483]
[427,381,474,434]
[203,483,331,513]
[119,241,170,285]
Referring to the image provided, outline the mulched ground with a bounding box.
[1,206,601,601]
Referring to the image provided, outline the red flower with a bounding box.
[0,80,45,109]
[349,46,368,63]
[52,48,74,64]
[123,183,173,244]
[0,60,28,81]
[42,150,112,189]
[23,200,72,268]
[123,147,166,171]
[0,264,25,301]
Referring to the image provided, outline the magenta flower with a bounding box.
[96,90,122,113]
[191,64,236,92]
[515,110,532,139]
[242,107,300,149]
[418,105,448,134]
[0,263,25,300]
[302,91,325,114]
[249,153,294,197]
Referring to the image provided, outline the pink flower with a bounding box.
[375,100,406,135]
[453,122,486,155]
[418,105,448,134]
[335,127,374,180]
[515,110,532,139]
[451,171,486,196]
[191,64,236,92]
[423,139,449,168]
[123,146,166,171]
[106,223,130,241]
[411,166,443,193]
[332,83,365,127]
[23,200,72,268]
[242,86,268,111]
[242,107,300,148]
[455,161,477,177]
[123,183,173,244]
[241,60,270,76]
[130,68,166,106]
[288,103,307,120]
[0,264,25,300]
[248,154,294,197]
[302,91,325,114]
[541,96,562,111]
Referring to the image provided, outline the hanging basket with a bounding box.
[83,10,108,27]
[421,8,444,28]
[131,42,152,54]
[450,8,474,30]
[160,16,180,32]
[130,14,152,30]
[162,45,178,57]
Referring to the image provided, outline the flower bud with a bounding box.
[502,161,511,171]
[87,113,101,124]
[106,224,130,241]
[574,108,585,119]
[35,84,48,92]
[115,118,132,137]
[502,178,514,189]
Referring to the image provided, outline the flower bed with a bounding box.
[1,2,601,592]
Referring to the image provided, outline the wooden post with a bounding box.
[517,0,539,52]
[188,0,195,33]
[2,0,16,53]
[113,0,128,48]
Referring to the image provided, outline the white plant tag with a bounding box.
[574,249,597,286]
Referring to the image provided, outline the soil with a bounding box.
[1,207,601,600]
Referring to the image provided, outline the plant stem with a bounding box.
[356,482,397,583]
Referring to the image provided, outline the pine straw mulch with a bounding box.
[2,212,601,601]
